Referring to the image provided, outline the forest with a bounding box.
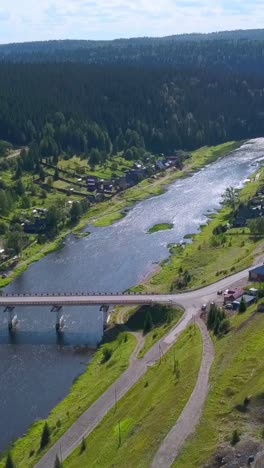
[0,62,264,157]
[1,29,264,74]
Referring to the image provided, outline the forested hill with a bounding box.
[0,63,264,155]
[1,29,264,73]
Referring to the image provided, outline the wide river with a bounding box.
[1,138,264,451]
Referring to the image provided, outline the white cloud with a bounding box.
[0,0,263,43]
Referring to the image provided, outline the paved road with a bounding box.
[34,263,256,467]
[0,261,258,311]
[35,311,193,467]
[152,318,214,468]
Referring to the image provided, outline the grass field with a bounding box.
[175,306,264,467]
[65,325,203,468]
[148,223,174,234]
[0,332,136,468]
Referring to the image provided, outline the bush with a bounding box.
[218,318,231,336]
[231,429,240,446]
[143,311,153,335]
[207,304,229,337]
[239,297,247,313]
[40,422,51,450]
[5,453,15,468]
[101,347,112,364]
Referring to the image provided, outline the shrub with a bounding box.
[239,297,247,313]
[218,318,231,336]
[101,347,112,364]
[40,422,51,450]
[143,311,153,335]
[5,453,15,468]
[231,429,240,446]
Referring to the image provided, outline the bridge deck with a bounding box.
[0,294,177,307]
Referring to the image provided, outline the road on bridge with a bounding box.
[0,261,255,312]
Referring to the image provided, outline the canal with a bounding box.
[1,138,264,450]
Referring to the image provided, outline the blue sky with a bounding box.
[0,0,263,44]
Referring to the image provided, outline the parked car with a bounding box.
[225,303,233,310]
[201,304,207,311]
[217,290,223,295]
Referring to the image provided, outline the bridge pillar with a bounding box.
[51,306,64,333]
[4,306,18,331]
[100,305,110,330]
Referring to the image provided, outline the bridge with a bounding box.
[0,261,256,332]
[0,292,183,332]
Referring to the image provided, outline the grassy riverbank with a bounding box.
[65,325,202,468]
[175,305,264,467]
[0,332,136,468]
[139,166,264,294]
[0,140,241,290]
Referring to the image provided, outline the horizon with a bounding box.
[0,27,264,47]
[0,0,264,44]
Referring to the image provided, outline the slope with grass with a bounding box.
[175,306,264,467]
[0,332,136,468]
[65,325,203,468]
[125,304,183,358]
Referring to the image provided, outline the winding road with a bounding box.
[34,263,256,468]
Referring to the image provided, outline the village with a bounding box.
[0,150,190,271]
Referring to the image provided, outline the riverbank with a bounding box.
[133,165,264,294]
[65,325,203,468]
[0,331,136,468]
[0,140,241,290]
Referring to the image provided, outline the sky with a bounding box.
[0,0,263,44]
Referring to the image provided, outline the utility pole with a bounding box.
[118,421,121,447]
[114,386,117,413]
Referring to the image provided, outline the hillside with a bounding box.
[1,29,264,73]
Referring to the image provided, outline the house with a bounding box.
[103,181,113,195]
[115,177,128,191]
[249,265,264,282]
[232,294,256,310]
[23,217,47,234]
[155,160,165,171]
[87,175,98,192]
[224,288,244,304]
[232,203,262,228]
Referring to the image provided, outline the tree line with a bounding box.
[0,63,264,156]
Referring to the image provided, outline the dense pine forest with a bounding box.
[0,29,264,157]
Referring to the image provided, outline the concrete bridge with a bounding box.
[0,292,182,332]
[0,260,255,332]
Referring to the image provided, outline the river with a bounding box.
[1,138,264,451]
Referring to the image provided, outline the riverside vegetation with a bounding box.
[175,303,264,467]
[65,325,203,468]
[0,332,136,468]
[0,140,245,465]
[0,140,240,288]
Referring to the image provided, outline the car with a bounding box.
[217,290,223,295]
[201,304,207,311]
[225,303,233,310]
